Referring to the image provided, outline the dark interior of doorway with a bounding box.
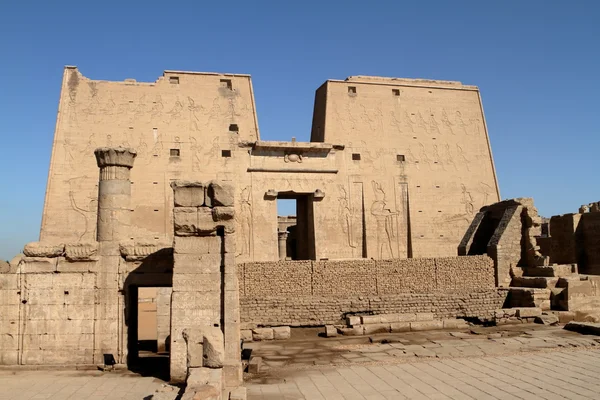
[277,192,316,260]
[127,285,171,381]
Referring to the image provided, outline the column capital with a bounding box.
[94,147,137,169]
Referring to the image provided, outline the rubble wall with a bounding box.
[239,255,502,326]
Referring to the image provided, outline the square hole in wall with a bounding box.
[352,153,361,161]
[348,86,357,95]
[220,79,232,89]
[229,124,239,133]
[221,150,232,157]
[392,89,400,96]
[169,76,179,84]
[170,149,180,157]
[397,154,405,162]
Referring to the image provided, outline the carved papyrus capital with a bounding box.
[94,147,137,169]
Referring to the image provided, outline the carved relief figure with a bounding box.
[168,97,184,122]
[418,142,433,170]
[188,97,202,131]
[190,137,203,171]
[68,176,97,241]
[479,182,494,206]
[371,181,397,259]
[338,185,355,248]
[461,184,475,215]
[441,109,454,135]
[454,111,469,135]
[63,138,75,168]
[442,144,458,171]
[135,95,148,116]
[236,187,252,257]
[151,95,164,119]
[427,111,440,135]
[455,144,470,171]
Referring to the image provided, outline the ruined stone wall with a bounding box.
[549,213,582,265]
[239,255,501,326]
[580,213,600,274]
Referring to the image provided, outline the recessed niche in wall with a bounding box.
[229,124,239,133]
[348,86,357,95]
[222,150,232,157]
[170,149,180,157]
[397,154,405,162]
[352,153,361,161]
[392,89,400,96]
[220,79,232,89]
[169,76,179,84]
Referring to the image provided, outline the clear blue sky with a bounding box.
[1,1,599,260]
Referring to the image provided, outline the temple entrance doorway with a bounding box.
[276,192,316,260]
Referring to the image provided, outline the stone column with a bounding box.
[94,147,137,241]
[278,231,288,261]
[93,147,136,365]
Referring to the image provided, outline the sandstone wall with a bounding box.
[239,255,501,326]
[0,257,97,365]
[311,76,500,258]
[42,68,500,264]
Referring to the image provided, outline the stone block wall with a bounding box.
[239,255,501,327]
[0,252,99,366]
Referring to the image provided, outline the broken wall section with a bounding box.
[170,180,242,394]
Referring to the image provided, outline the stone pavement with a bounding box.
[245,325,600,399]
[0,369,170,400]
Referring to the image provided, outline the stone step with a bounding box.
[523,264,578,278]
[510,276,559,289]
[505,288,551,310]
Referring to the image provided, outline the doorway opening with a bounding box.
[276,192,316,260]
[128,285,172,380]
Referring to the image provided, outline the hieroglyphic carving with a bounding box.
[284,153,303,163]
[188,97,202,131]
[427,110,440,135]
[454,111,469,135]
[236,187,252,257]
[68,176,97,241]
[479,182,494,207]
[461,184,475,215]
[189,137,203,171]
[167,97,184,122]
[151,95,164,120]
[371,181,397,259]
[338,185,355,249]
[455,144,470,171]
[418,142,433,170]
[441,109,454,135]
[63,138,75,168]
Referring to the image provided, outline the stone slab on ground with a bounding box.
[564,321,600,335]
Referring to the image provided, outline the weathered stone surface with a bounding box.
[346,316,361,326]
[410,320,443,331]
[190,385,220,400]
[252,328,273,341]
[514,307,542,318]
[203,327,224,368]
[207,182,234,207]
[272,326,291,340]
[442,319,469,329]
[64,242,98,261]
[0,260,9,273]
[535,314,559,325]
[212,207,234,222]
[325,325,337,337]
[416,313,434,321]
[363,323,391,335]
[172,181,206,207]
[337,326,364,336]
[23,242,64,258]
[183,329,204,368]
[390,322,411,333]
[361,315,381,324]
[247,357,262,374]
[229,387,247,400]
[240,330,253,342]
[564,321,600,335]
